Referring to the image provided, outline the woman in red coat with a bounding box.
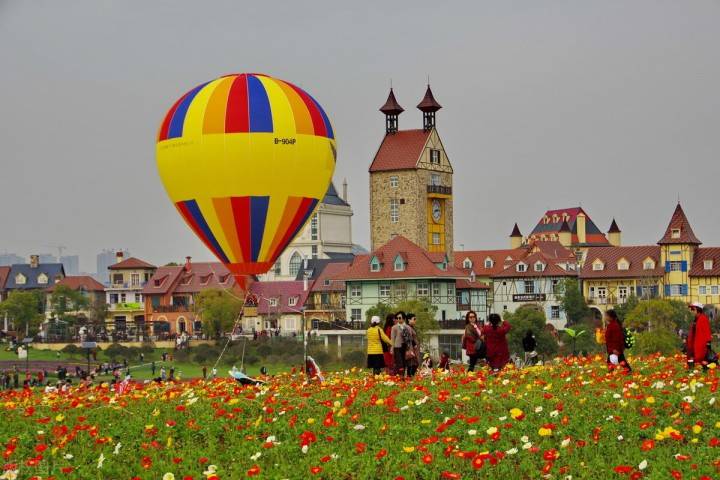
[687,302,712,368]
[604,309,631,372]
[481,313,511,371]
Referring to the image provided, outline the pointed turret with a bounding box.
[380,88,404,134]
[510,223,522,249]
[417,84,442,130]
[608,218,621,247]
[658,203,701,245]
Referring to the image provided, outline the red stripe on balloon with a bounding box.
[286,83,327,137]
[225,74,250,133]
[230,196,251,263]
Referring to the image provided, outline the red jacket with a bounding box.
[687,313,712,363]
[481,322,511,369]
[605,319,625,355]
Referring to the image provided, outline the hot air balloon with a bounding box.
[156,74,336,286]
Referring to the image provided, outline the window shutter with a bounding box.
[664,285,671,296]
[681,284,688,295]
[681,261,688,272]
[652,286,658,297]
[665,262,671,273]
[636,286,642,297]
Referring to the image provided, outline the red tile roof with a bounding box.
[368,129,431,172]
[491,252,577,279]
[0,267,10,290]
[455,249,528,277]
[416,85,442,112]
[310,262,349,292]
[108,257,156,270]
[530,207,609,246]
[690,248,720,277]
[529,241,576,261]
[336,236,465,281]
[249,281,311,315]
[46,276,105,293]
[658,203,701,245]
[456,278,490,290]
[379,88,404,115]
[143,262,241,296]
[580,246,663,279]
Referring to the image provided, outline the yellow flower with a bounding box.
[55,414,65,422]
[486,426,498,436]
[307,418,315,424]
[692,425,702,434]
[715,421,720,429]
[421,419,431,424]
[152,409,160,417]
[145,424,154,430]
[376,399,384,406]
[709,363,716,370]
[538,427,552,437]
[402,446,415,453]
[509,408,524,419]
[167,436,173,448]
[163,473,175,480]
[646,397,655,404]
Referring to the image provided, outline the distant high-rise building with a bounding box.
[60,255,80,276]
[0,253,24,266]
[96,249,129,283]
[38,254,57,264]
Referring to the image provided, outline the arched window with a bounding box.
[289,252,302,277]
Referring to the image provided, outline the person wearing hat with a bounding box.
[687,302,712,369]
[366,316,392,375]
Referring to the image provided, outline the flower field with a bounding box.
[1,355,719,479]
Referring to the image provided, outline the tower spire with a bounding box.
[417,84,442,131]
[379,88,404,134]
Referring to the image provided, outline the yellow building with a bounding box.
[369,86,454,258]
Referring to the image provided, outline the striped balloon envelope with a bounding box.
[156,73,336,282]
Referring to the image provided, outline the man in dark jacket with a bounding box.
[604,310,630,372]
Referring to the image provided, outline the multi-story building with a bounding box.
[45,277,106,340]
[261,183,354,281]
[303,261,350,326]
[105,252,156,339]
[0,266,9,303]
[59,255,80,276]
[5,255,65,293]
[96,249,129,283]
[369,86,454,258]
[243,281,312,333]
[0,253,24,266]
[528,207,611,249]
[335,235,467,324]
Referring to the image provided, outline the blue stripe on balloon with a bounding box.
[247,75,273,133]
[249,196,269,262]
[167,82,209,139]
[306,93,334,139]
[184,200,230,264]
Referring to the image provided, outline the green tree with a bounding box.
[195,289,243,339]
[557,278,591,326]
[634,330,681,355]
[49,285,89,325]
[395,298,438,347]
[87,297,109,333]
[0,290,45,336]
[504,306,559,356]
[625,298,679,332]
[614,295,639,322]
[364,302,394,326]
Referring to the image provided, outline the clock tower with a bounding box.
[369,85,454,258]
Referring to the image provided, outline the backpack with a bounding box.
[623,328,635,349]
[401,325,413,347]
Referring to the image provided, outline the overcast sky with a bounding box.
[1,1,719,272]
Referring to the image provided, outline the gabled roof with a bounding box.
[369,129,431,172]
[47,276,105,293]
[0,267,10,291]
[455,249,528,277]
[580,246,663,279]
[5,264,65,290]
[658,203,701,245]
[529,241,576,261]
[249,281,311,315]
[690,248,720,277]
[530,207,609,246]
[492,252,577,279]
[310,262,350,292]
[108,257,156,270]
[322,183,349,207]
[336,236,465,281]
[142,262,241,295]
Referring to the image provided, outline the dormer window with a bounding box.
[181,275,192,286]
[324,279,331,286]
[617,259,629,271]
[15,273,26,285]
[534,262,545,272]
[704,260,714,270]
[219,274,229,284]
[288,296,298,307]
[643,258,655,270]
[671,228,681,239]
[199,274,211,286]
[462,258,473,269]
[269,298,278,307]
[393,255,405,272]
[484,257,493,269]
[430,149,441,165]
[592,261,604,271]
[37,273,48,285]
[552,214,559,223]
[516,263,527,273]
[505,256,513,262]
[370,257,381,272]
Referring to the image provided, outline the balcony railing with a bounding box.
[305,302,345,311]
[427,185,452,195]
[317,321,366,331]
[437,319,466,330]
[109,302,143,311]
[107,282,147,290]
[152,305,190,313]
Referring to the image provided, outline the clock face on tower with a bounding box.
[432,200,442,223]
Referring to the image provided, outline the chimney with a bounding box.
[576,212,587,245]
[185,256,192,272]
[303,275,308,291]
[29,255,39,268]
[115,251,124,264]
[342,178,348,202]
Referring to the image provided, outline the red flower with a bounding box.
[247,464,261,476]
[422,454,433,464]
[320,455,331,463]
[141,456,152,469]
[440,472,461,479]
[543,449,559,461]
[375,448,388,460]
[173,457,183,464]
[670,470,682,480]
[34,444,47,453]
[61,466,73,473]
[199,457,209,465]
[614,465,633,475]
[471,455,484,469]
[640,439,655,451]
[310,466,322,474]
[355,442,367,453]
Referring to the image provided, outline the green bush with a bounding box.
[633,330,681,355]
[61,344,83,356]
[104,343,128,361]
[504,307,559,356]
[140,343,155,354]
